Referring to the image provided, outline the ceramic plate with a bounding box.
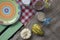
[0,0,21,25]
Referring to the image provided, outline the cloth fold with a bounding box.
[16,0,40,25]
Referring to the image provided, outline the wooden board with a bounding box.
[10,0,60,40]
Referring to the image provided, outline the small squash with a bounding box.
[32,24,44,36]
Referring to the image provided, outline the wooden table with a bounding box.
[10,0,60,40]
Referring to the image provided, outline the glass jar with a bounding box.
[21,0,31,6]
[32,0,53,11]
[44,0,53,9]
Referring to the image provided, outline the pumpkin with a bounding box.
[20,28,31,39]
[32,24,44,36]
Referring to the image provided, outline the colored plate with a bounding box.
[0,0,21,25]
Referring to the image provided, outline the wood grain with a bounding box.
[10,0,60,40]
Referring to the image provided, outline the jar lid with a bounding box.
[33,1,45,10]
[37,12,45,21]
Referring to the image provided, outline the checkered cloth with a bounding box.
[16,0,43,25]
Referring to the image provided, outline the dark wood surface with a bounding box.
[10,0,60,40]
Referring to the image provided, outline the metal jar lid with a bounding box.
[33,0,45,10]
[36,12,45,22]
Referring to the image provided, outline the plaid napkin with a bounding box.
[16,0,42,25]
[21,7,35,25]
